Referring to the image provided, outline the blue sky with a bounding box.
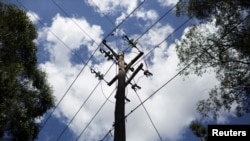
[3,0,250,141]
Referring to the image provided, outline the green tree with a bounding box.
[175,0,250,118]
[0,1,54,140]
[189,121,207,141]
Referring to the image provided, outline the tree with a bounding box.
[175,0,250,118]
[189,121,207,141]
[0,1,54,140]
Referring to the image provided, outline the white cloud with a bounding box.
[86,0,139,15]
[122,42,219,141]
[157,0,179,7]
[27,10,40,24]
[39,13,103,68]
[134,8,159,21]
[137,23,174,51]
[37,11,232,141]
[86,0,144,25]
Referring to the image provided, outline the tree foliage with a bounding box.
[0,1,54,140]
[189,121,207,141]
[175,0,250,118]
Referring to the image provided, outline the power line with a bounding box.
[17,0,146,135]
[100,129,114,141]
[16,0,195,138]
[99,13,249,141]
[13,1,178,141]
[135,3,178,42]
[134,17,192,66]
[55,62,115,141]
[52,0,148,137]
[101,80,116,104]
[111,14,250,141]
[14,0,92,131]
[74,47,144,141]
[121,19,196,135]
[53,2,147,140]
[122,1,179,53]
[101,12,242,141]
[51,0,147,68]
[52,0,100,45]
[37,0,248,140]
[53,0,146,43]
[86,0,116,26]
[15,0,86,64]
[16,1,189,140]
[55,81,102,141]
[51,1,147,139]
[103,0,146,39]
[99,16,193,141]
[16,0,107,136]
[41,66,87,129]
[99,73,162,141]
[133,89,163,141]
[86,0,132,50]
[76,88,117,141]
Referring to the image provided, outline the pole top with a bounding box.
[118,52,124,56]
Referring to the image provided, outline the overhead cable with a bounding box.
[55,62,115,141]
[120,14,250,139]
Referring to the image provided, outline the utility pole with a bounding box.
[93,38,151,141]
[114,52,126,141]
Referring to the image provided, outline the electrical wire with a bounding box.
[16,0,145,136]
[15,1,169,141]
[52,0,100,45]
[123,73,162,140]
[15,0,86,64]
[55,62,115,141]
[98,13,192,141]
[122,2,178,53]
[17,0,218,138]
[135,3,178,42]
[49,1,147,139]
[75,88,117,141]
[102,0,146,39]
[53,1,149,137]
[100,127,114,141]
[133,89,163,141]
[99,13,250,141]
[15,0,93,131]
[73,2,148,139]
[122,18,197,130]
[86,0,148,52]
[137,43,150,73]
[16,1,188,140]
[55,81,101,141]
[101,81,116,104]
[134,17,192,66]
[86,0,147,52]
[52,0,146,65]
[42,66,87,129]
[16,1,108,137]
[86,0,116,26]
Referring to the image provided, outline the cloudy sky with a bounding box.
[3,0,250,141]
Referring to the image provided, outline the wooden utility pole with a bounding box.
[114,53,126,141]
[100,39,148,141]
